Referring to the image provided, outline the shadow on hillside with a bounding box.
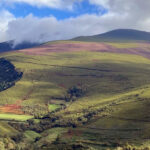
[23,61,150,99]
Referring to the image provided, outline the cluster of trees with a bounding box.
[0,134,92,150]
[22,104,49,118]
[9,110,100,135]
[0,58,23,91]
[65,85,86,102]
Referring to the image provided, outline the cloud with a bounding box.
[1,0,150,44]
[4,13,144,45]
[0,9,15,42]
[2,0,83,9]
[89,0,109,8]
[89,0,150,17]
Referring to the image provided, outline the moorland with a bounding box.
[1,29,150,149]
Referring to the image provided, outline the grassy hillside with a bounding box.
[0,122,19,136]
[1,41,150,149]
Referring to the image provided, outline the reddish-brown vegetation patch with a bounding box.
[19,41,150,59]
[0,100,23,114]
[0,86,36,114]
[20,42,111,55]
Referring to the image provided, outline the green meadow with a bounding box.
[0,114,33,121]
[49,104,61,112]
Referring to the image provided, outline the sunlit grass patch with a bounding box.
[0,113,33,121]
[49,104,61,112]
[24,130,41,142]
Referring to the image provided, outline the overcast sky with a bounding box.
[0,0,150,44]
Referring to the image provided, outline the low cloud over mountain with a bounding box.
[1,0,150,45]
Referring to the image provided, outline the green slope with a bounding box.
[0,122,19,136]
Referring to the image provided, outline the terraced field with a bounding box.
[1,41,150,149]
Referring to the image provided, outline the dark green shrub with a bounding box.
[0,58,23,92]
[65,85,86,102]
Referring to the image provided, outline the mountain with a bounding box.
[1,29,150,53]
[72,29,150,42]
[0,40,39,53]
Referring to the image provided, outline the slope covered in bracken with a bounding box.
[20,41,150,59]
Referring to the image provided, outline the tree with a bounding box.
[65,85,86,102]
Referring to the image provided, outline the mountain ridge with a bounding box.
[1,29,150,53]
[72,29,150,42]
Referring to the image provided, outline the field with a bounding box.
[0,114,33,121]
[49,104,61,112]
[1,41,150,149]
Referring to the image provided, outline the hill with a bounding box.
[1,39,150,148]
[1,29,150,54]
[72,29,150,42]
